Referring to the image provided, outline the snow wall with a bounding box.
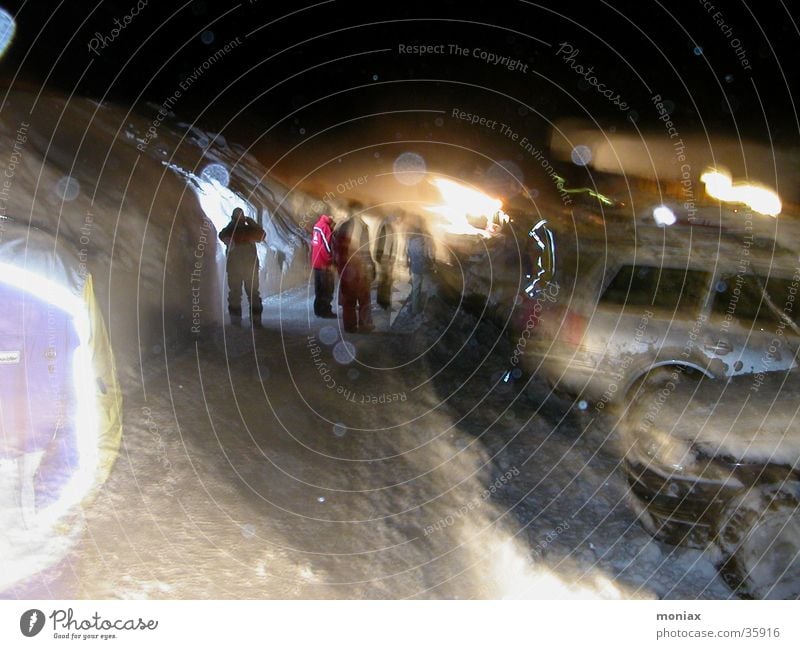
[0,91,318,385]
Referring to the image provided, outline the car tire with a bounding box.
[714,481,800,599]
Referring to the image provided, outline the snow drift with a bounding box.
[0,90,318,385]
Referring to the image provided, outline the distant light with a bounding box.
[570,145,592,166]
[393,152,427,186]
[0,9,15,59]
[172,162,251,232]
[701,168,782,216]
[653,205,676,226]
[201,30,214,45]
[428,177,503,236]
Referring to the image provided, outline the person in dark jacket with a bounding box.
[219,207,265,327]
[333,210,375,333]
[311,213,336,318]
[406,224,433,315]
[374,214,398,310]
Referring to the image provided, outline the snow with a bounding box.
[5,284,733,599]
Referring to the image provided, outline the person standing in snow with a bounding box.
[374,213,398,310]
[406,223,433,316]
[311,212,336,318]
[219,207,265,327]
[333,206,375,333]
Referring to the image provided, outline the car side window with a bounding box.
[600,264,710,313]
[711,274,799,327]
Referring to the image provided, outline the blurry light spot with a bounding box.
[393,152,427,186]
[653,205,676,227]
[701,168,782,216]
[486,160,525,195]
[372,74,378,81]
[716,280,728,293]
[373,152,380,158]
[514,295,523,306]
[241,524,256,538]
[512,368,522,379]
[56,176,80,201]
[333,340,356,364]
[333,423,347,437]
[317,496,326,503]
[201,30,214,45]
[627,110,639,123]
[725,73,735,83]
[299,128,306,135]
[319,326,338,345]
[434,117,444,127]
[693,45,703,56]
[428,177,503,236]
[578,400,588,410]
[0,9,15,58]
[347,368,359,380]
[570,145,592,166]
[152,345,161,354]
[200,163,230,188]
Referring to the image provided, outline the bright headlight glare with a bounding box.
[701,169,782,217]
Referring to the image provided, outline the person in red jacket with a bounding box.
[311,213,336,318]
[219,207,265,327]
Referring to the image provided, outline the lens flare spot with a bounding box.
[55,176,80,202]
[333,340,356,365]
[393,152,427,186]
[570,145,592,166]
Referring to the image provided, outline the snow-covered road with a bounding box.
[6,288,732,599]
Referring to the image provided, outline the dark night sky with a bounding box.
[2,0,798,194]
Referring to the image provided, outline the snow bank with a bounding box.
[0,91,318,384]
